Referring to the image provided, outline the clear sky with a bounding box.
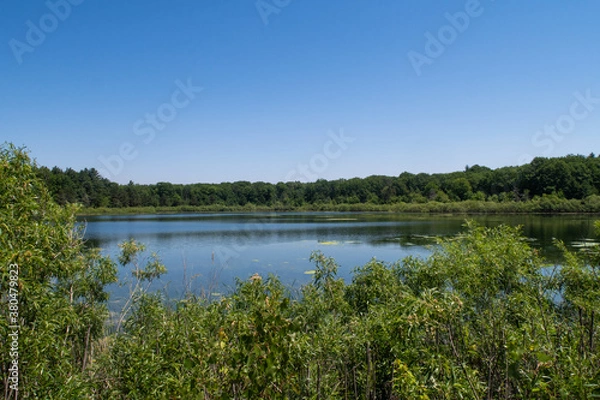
[2,1,599,184]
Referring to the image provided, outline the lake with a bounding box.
[80,212,598,301]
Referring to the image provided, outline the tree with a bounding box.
[447,177,473,201]
[33,152,600,210]
[0,144,117,397]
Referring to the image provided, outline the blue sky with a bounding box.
[2,1,599,184]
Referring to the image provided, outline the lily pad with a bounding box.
[319,240,340,245]
[572,241,599,248]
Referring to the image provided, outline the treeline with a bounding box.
[38,153,600,211]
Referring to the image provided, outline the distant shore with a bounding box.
[77,198,600,216]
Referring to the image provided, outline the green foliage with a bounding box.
[94,276,306,399]
[87,221,600,399]
[38,153,600,213]
[1,144,117,397]
[113,238,167,332]
[4,144,600,398]
[118,240,166,283]
[448,177,473,201]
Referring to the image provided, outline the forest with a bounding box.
[3,147,600,399]
[37,153,600,213]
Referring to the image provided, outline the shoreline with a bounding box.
[77,200,600,216]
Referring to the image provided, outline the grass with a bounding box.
[77,198,600,216]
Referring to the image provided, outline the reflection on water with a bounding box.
[78,212,597,301]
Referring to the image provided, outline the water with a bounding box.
[79,212,598,301]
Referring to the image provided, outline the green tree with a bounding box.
[447,177,473,201]
[0,145,117,397]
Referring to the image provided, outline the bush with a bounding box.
[92,222,600,399]
[1,145,117,397]
[3,145,600,398]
